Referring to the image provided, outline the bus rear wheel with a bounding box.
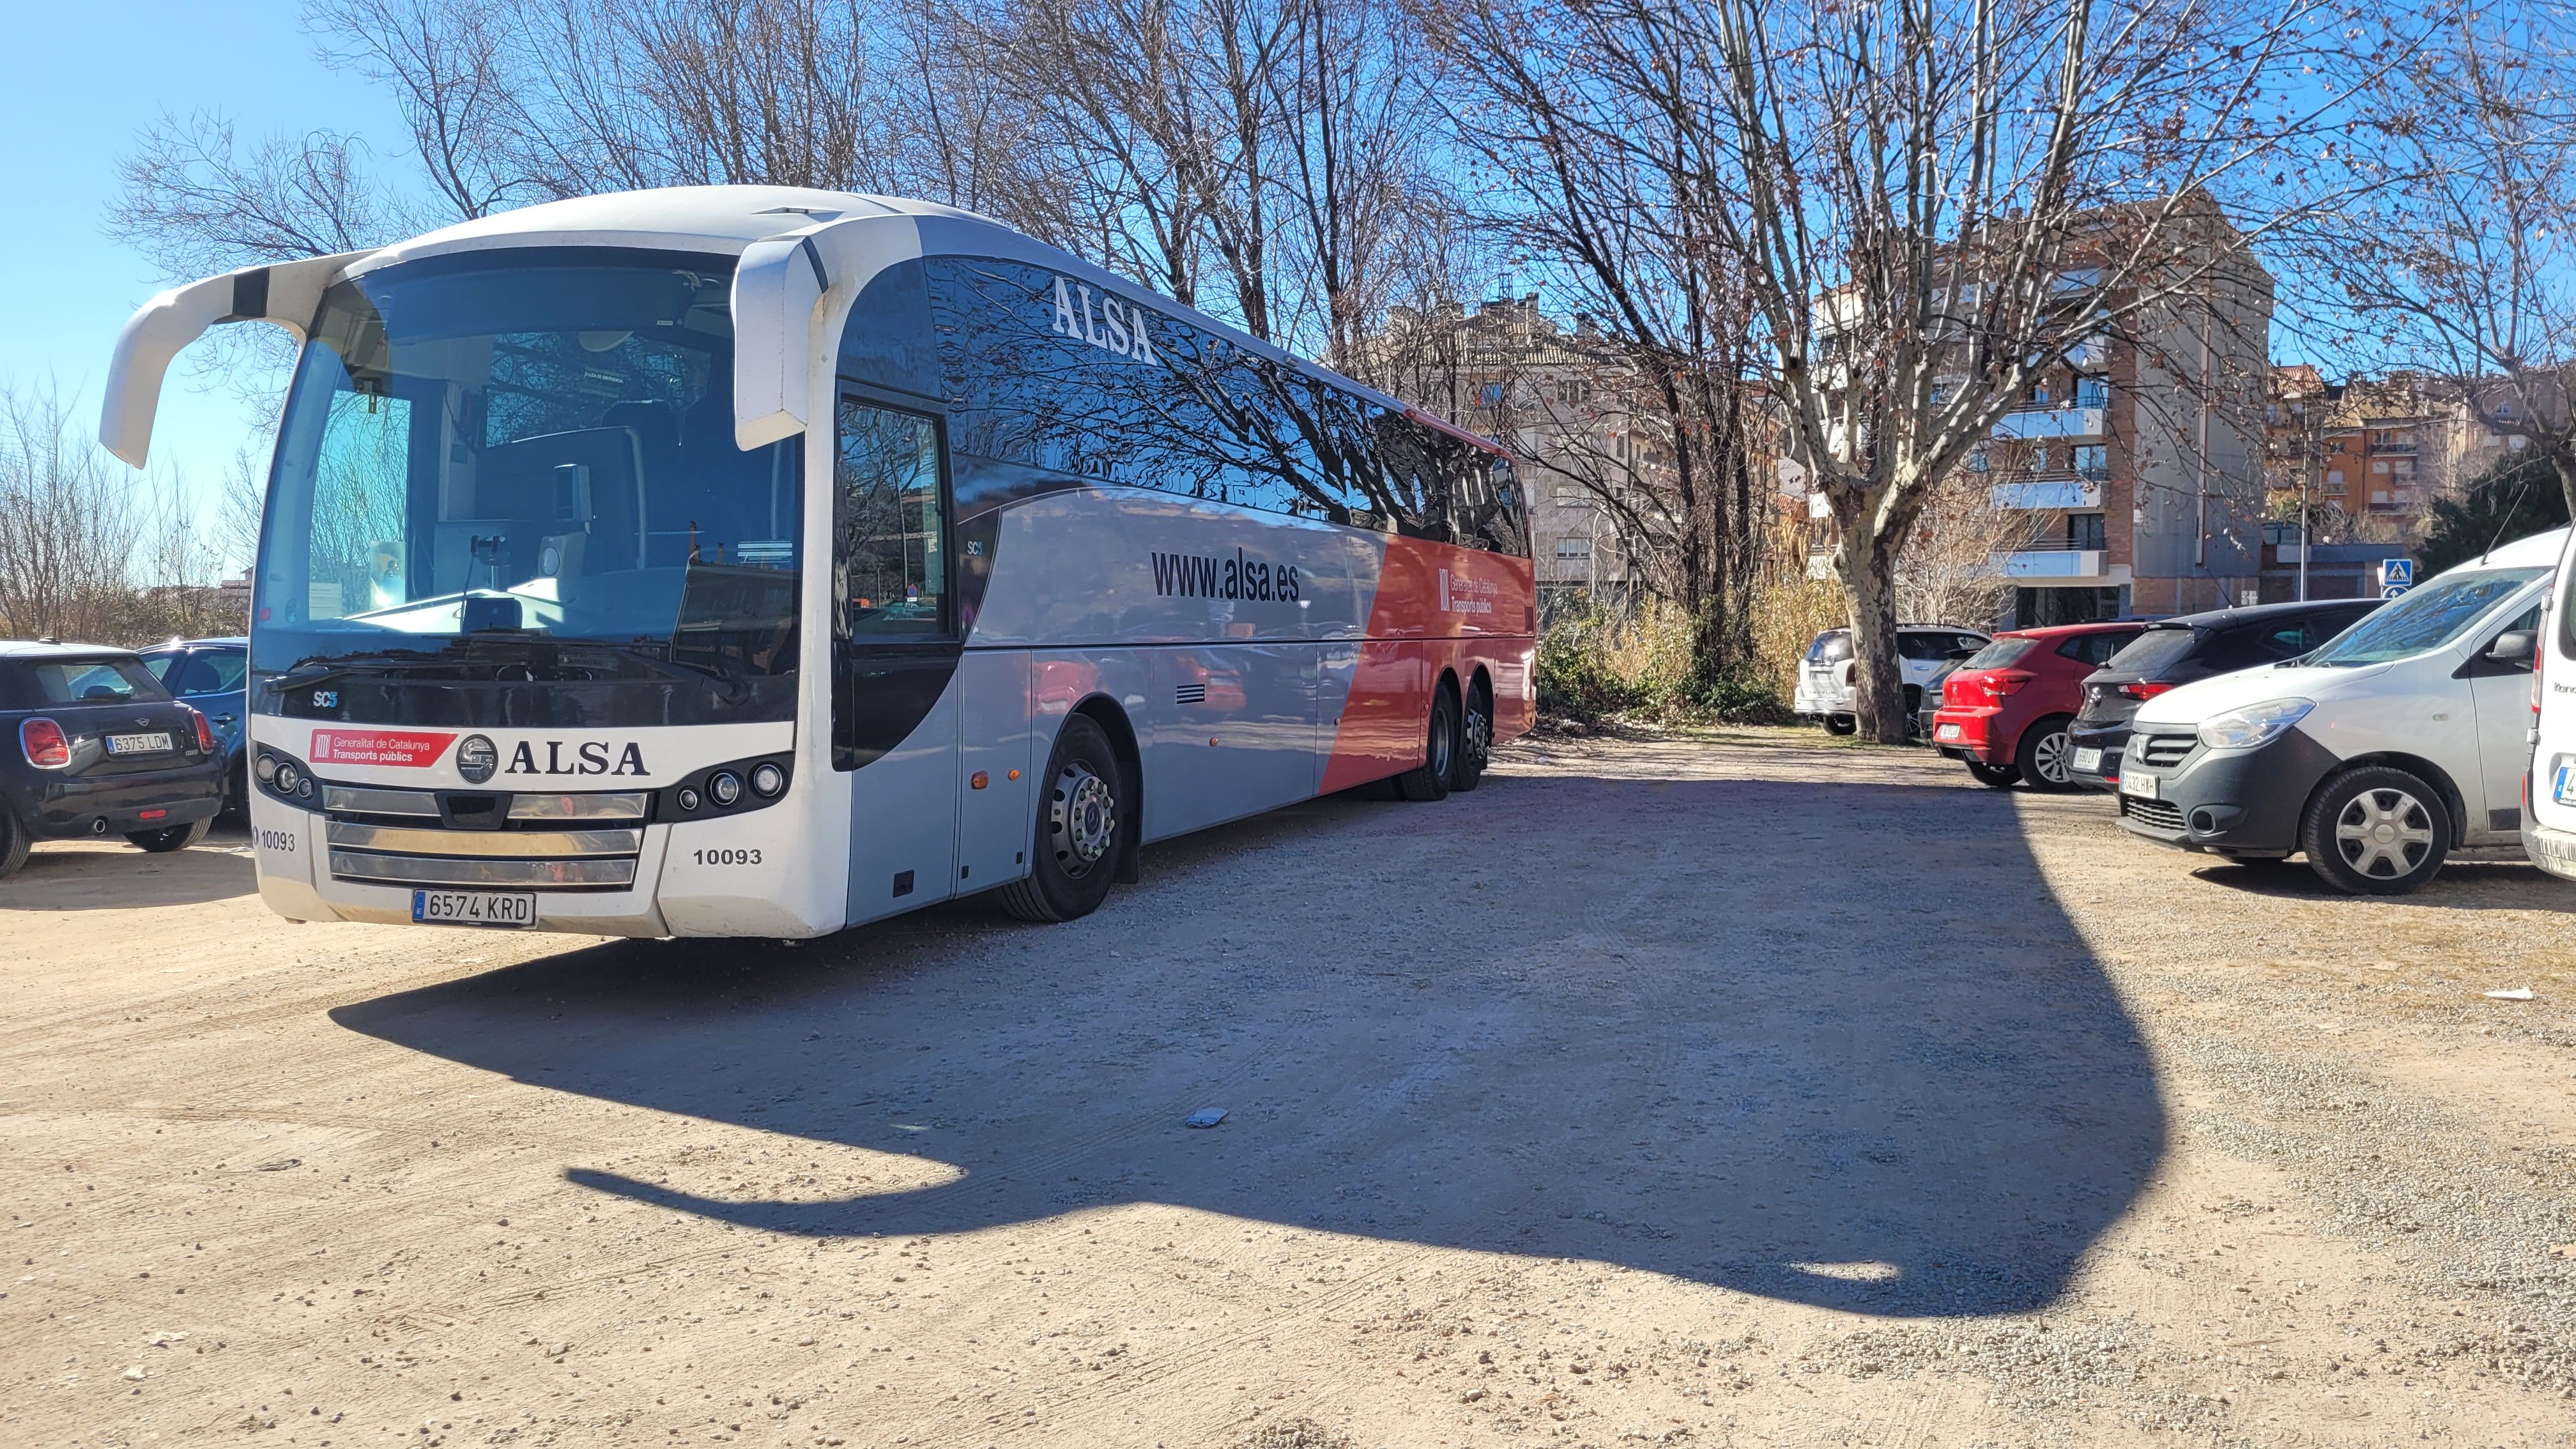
[1449,678,1492,793]
[999,714,1124,923]
[1394,686,1459,802]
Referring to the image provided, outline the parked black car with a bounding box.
[2066,599,2381,791]
[0,642,227,878]
[137,636,249,815]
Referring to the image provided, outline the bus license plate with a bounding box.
[105,732,172,756]
[2120,772,2159,799]
[411,890,536,928]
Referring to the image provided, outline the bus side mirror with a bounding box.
[99,250,368,468]
[730,214,926,452]
[2490,630,2536,663]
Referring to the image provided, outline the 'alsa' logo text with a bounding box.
[1050,275,1160,364]
[507,740,648,777]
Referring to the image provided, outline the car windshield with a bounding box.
[1959,636,2037,670]
[2103,626,2201,676]
[253,248,802,687]
[2303,567,2547,666]
[22,659,171,705]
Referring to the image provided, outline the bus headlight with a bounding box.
[274,761,301,793]
[254,754,278,784]
[749,762,785,797]
[709,771,743,807]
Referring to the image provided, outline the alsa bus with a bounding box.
[99,187,1535,937]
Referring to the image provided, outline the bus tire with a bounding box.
[1449,677,1492,793]
[1394,685,1459,802]
[999,714,1124,923]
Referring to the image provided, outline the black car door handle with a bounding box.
[211,714,237,725]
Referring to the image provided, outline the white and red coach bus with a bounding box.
[99,187,1535,936]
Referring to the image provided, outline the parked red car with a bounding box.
[1931,622,2147,790]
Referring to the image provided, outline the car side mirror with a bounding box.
[2489,630,2536,663]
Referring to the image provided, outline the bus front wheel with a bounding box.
[999,714,1125,923]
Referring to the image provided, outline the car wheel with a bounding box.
[0,805,31,880]
[1394,686,1459,802]
[1824,714,1858,736]
[126,818,214,854]
[1448,679,1492,793]
[2302,766,2451,895]
[2017,715,2079,792]
[1965,760,2021,788]
[997,715,1125,923]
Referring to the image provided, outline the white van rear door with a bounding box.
[2533,542,2576,845]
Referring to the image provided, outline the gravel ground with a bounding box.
[1,725,2571,1447]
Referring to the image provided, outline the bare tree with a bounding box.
[1434,0,2409,740]
[2306,15,2576,516]
[0,385,144,643]
[1430,0,1780,682]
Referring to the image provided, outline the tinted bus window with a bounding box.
[923,256,1525,554]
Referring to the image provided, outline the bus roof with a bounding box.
[353,185,1468,438]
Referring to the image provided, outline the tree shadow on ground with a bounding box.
[332,767,2163,1318]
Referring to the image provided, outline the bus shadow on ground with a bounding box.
[332,769,2164,1319]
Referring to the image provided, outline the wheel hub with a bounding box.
[2334,788,2432,877]
[1051,763,1117,873]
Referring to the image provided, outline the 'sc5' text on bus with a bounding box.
[506,740,650,777]
[1050,276,1160,364]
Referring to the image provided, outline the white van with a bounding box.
[2522,531,2576,882]
[2113,527,2561,894]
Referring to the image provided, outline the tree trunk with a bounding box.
[1835,529,1909,744]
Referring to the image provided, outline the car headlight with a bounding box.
[2196,698,2314,751]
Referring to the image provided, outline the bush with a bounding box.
[1536,597,1788,726]
[2421,452,2568,578]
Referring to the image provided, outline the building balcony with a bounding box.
[1997,548,2111,580]
[1993,406,2107,441]
[1989,479,2104,510]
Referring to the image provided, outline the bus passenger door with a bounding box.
[955,650,1034,891]
[832,395,961,924]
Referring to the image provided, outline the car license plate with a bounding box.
[2557,765,2576,806]
[1934,723,1962,742]
[2072,747,2101,772]
[104,732,172,756]
[2119,771,2159,799]
[411,890,536,928]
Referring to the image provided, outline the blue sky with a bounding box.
[1,0,417,566]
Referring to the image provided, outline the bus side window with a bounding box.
[834,399,949,638]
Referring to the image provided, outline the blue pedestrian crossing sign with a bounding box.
[2378,558,2414,597]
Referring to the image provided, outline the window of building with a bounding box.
[2074,376,2109,410]
[1482,383,1505,406]
[2073,444,2108,480]
[1555,536,1593,558]
[2325,468,2346,493]
[1967,447,1989,474]
[2067,512,2107,551]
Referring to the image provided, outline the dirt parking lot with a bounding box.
[3,728,2573,1448]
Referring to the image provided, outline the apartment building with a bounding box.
[2265,367,2534,535]
[1965,227,2274,625]
[1369,295,1660,592]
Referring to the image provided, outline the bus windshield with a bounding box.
[254,248,801,694]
